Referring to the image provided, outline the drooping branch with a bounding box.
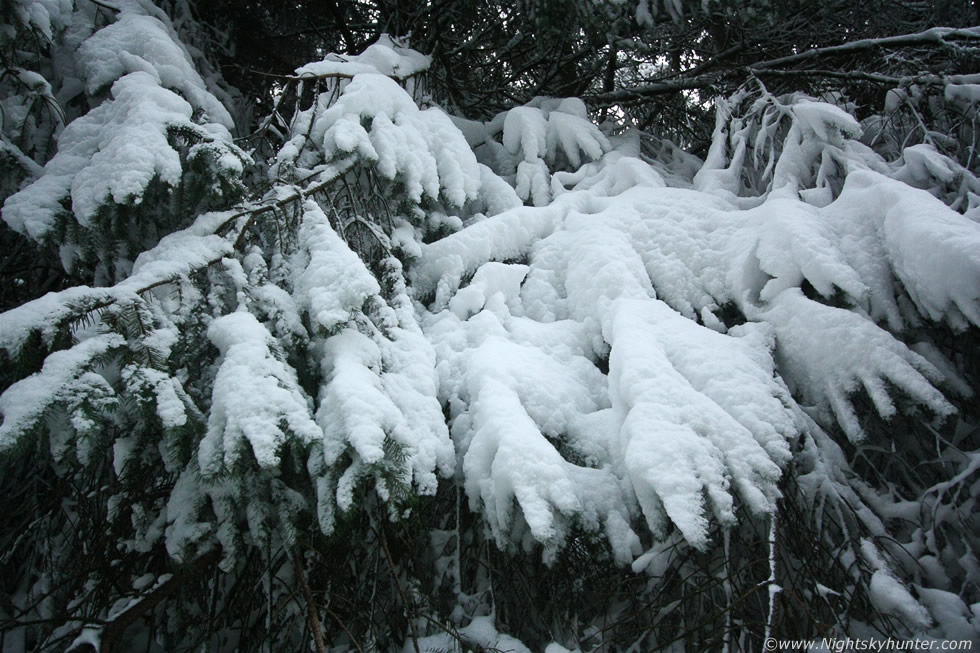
[0,157,358,373]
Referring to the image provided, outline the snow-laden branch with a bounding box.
[747,26,980,71]
[591,27,980,105]
[0,158,356,358]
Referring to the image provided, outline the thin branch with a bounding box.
[749,67,947,86]
[590,26,980,105]
[747,26,980,71]
[323,603,366,653]
[292,551,327,653]
[85,0,121,13]
[662,43,745,81]
[377,524,421,653]
[86,549,221,653]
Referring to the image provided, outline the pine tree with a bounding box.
[1,1,978,651]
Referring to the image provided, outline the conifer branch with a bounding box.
[68,550,221,653]
[591,27,980,105]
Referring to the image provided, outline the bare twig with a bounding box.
[377,524,422,653]
[292,551,328,653]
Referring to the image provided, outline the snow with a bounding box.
[458,615,533,653]
[463,374,583,546]
[8,0,72,39]
[3,71,238,240]
[295,34,431,80]
[852,171,980,327]
[869,569,932,628]
[376,299,455,494]
[0,333,123,452]
[738,196,868,303]
[77,11,233,128]
[790,99,861,142]
[503,107,549,162]
[67,628,101,653]
[944,82,980,105]
[3,3,245,252]
[199,312,321,475]
[121,365,188,430]
[516,157,552,206]
[285,199,454,529]
[294,73,481,208]
[608,303,735,546]
[761,289,953,441]
[547,109,610,169]
[450,262,529,319]
[0,286,111,354]
[315,320,450,523]
[478,162,523,214]
[601,299,790,546]
[0,208,237,362]
[317,329,398,469]
[410,89,980,554]
[164,468,214,560]
[4,28,980,648]
[631,304,797,472]
[314,295,453,511]
[426,253,649,557]
[413,198,572,300]
[295,60,379,78]
[292,201,381,332]
[422,107,483,207]
[6,80,974,563]
[72,73,188,220]
[420,163,815,551]
[493,100,611,206]
[916,587,980,641]
[899,144,957,184]
[635,0,655,26]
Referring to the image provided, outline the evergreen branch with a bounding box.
[748,68,980,88]
[66,549,221,653]
[230,64,428,84]
[0,157,360,357]
[747,26,980,71]
[590,27,980,105]
[589,74,724,103]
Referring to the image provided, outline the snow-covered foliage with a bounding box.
[1,4,979,652]
[2,0,248,283]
